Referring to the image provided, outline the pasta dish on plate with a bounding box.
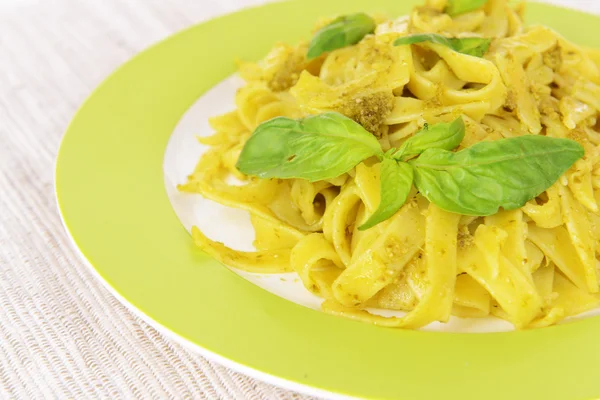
[178,0,600,330]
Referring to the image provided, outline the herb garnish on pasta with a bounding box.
[237,114,583,227]
[446,0,489,17]
[394,34,491,57]
[307,13,376,60]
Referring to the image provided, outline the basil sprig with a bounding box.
[307,13,376,60]
[394,118,465,159]
[411,136,584,215]
[446,0,488,16]
[394,34,491,57]
[359,158,414,230]
[236,113,584,229]
[236,113,381,181]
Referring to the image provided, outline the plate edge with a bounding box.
[53,172,358,400]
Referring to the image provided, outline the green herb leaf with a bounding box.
[395,117,465,160]
[410,136,584,215]
[307,13,376,60]
[236,112,382,182]
[359,158,414,230]
[394,33,491,57]
[446,0,488,16]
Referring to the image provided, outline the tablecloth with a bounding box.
[0,0,597,398]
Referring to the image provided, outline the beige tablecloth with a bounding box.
[0,0,597,398]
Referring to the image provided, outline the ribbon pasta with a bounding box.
[180,0,600,329]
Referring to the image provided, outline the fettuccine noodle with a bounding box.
[179,0,600,329]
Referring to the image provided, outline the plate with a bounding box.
[56,1,600,399]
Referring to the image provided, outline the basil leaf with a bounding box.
[236,112,382,182]
[307,13,376,60]
[359,159,414,231]
[446,0,488,16]
[396,117,465,160]
[394,34,491,57]
[410,136,584,216]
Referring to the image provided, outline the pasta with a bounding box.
[179,0,600,330]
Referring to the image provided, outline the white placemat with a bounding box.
[0,0,597,398]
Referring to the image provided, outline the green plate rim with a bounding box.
[55,1,600,399]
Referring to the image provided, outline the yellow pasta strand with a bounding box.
[485,210,530,280]
[453,274,491,318]
[192,227,292,273]
[528,224,589,291]
[290,233,343,298]
[460,225,543,328]
[558,184,599,292]
[324,204,460,328]
[331,198,426,307]
[552,272,600,317]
